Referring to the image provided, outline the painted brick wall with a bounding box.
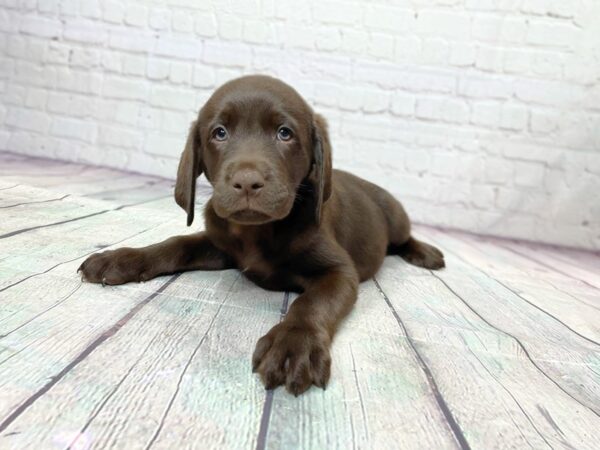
[1,0,599,250]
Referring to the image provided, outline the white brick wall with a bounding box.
[1,0,599,250]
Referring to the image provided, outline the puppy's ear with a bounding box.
[310,113,333,224]
[174,120,202,226]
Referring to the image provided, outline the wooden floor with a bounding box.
[0,151,599,450]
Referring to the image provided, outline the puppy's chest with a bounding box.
[226,232,297,290]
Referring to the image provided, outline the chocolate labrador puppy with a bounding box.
[79,75,444,396]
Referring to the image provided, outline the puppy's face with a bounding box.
[175,75,332,227]
[201,78,313,224]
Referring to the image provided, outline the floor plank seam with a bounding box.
[256,291,290,450]
[429,271,600,419]
[0,273,181,434]
[144,273,242,450]
[373,277,471,450]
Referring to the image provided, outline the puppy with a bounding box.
[79,75,445,396]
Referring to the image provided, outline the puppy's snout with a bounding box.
[231,169,265,196]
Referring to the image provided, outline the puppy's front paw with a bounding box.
[78,248,152,285]
[252,321,331,396]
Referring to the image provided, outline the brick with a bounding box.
[71,48,100,68]
[80,0,101,19]
[122,54,146,76]
[124,4,148,27]
[466,0,521,11]
[368,33,394,60]
[431,151,458,178]
[51,117,96,142]
[192,65,216,88]
[485,157,513,184]
[416,97,469,123]
[476,45,504,72]
[390,91,415,117]
[459,77,513,99]
[150,86,196,110]
[471,102,501,128]
[145,132,185,158]
[156,36,201,60]
[243,20,275,45]
[149,8,171,30]
[500,104,528,130]
[420,38,449,65]
[503,49,530,74]
[101,51,122,72]
[170,61,192,84]
[404,149,431,174]
[25,88,47,109]
[15,61,56,87]
[147,58,170,80]
[103,76,149,100]
[103,0,124,24]
[514,161,545,187]
[529,109,559,133]
[340,29,368,54]
[338,87,363,111]
[282,25,315,49]
[203,41,251,67]
[98,125,142,149]
[394,36,421,63]
[172,9,194,33]
[364,5,413,32]
[64,19,108,44]
[362,89,389,113]
[110,30,156,53]
[3,85,26,105]
[314,82,341,108]
[19,16,61,38]
[527,21,578,47]
[315,27,341,51]
[59,0,79,17]
[471,184,497,209]
[449,42,476,67]
[313,1,361,26]
[194,12,217,37]
[5,107,50,132]
[514,79,585,106]
[415,11,470,40]
[56,68,102,95]
[218,15,243,40]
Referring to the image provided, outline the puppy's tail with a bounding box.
[389,236,445,270]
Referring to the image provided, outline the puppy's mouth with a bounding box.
[228,208,273,225]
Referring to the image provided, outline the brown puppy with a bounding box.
[79,75,445,396]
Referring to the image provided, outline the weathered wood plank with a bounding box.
[419,228,600,340]
[0,271,283,450]
[375,257,600,449]
[265,280,463,450]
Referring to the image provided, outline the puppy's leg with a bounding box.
[252,262,358,396]
[394,236,445,270]
[382,195,445,270]
[79,233,233,285]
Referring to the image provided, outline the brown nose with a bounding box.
[231,169,265,196]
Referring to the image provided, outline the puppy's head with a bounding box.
[175,75,332,226]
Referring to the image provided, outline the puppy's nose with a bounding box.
[231,169,265,196]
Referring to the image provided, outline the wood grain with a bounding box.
[1,152,599,449]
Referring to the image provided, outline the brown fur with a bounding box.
[79,75,445,396]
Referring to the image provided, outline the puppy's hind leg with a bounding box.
[392,236,445,270]
[383,196,445,270]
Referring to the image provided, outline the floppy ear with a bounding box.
[310,113,333,224]
[174,120,202,226]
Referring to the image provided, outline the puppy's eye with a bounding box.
[277,126,293,141]
[212,126,228,141]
